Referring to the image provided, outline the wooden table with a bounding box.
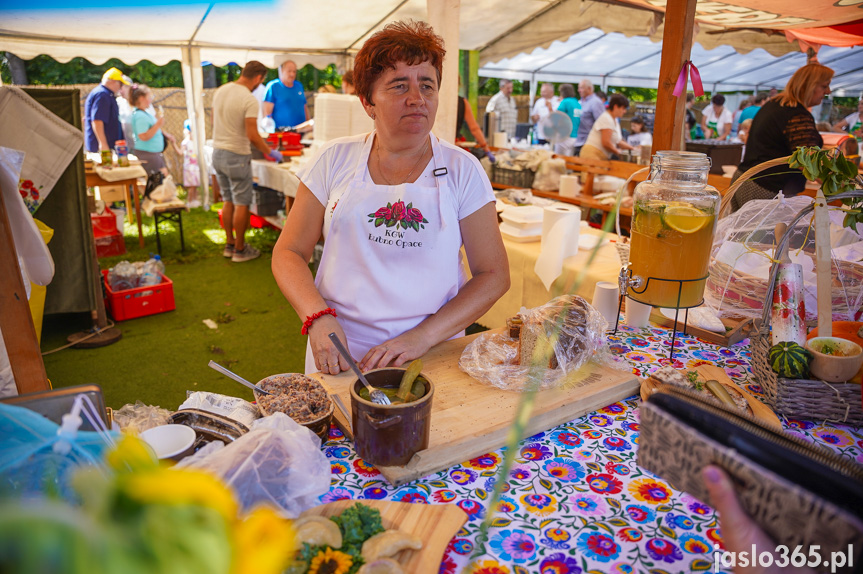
[85,170,145,249]
[479,227,623,330]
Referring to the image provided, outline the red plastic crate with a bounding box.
[91,208,118,237]
[94,232,126,258]
[102,270,176,321]
[217,208,275,230]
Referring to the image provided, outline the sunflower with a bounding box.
[307,548,353,574]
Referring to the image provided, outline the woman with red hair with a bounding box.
[272,20,509,375]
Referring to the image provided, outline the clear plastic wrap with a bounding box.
[178,412,330,518]
[459,295,613,390]
[705,194,863,321]
[112,401,171,433]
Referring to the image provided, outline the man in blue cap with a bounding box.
[84,67,129,152]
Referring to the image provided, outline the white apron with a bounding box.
[304,132,464,373]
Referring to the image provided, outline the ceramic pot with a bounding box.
[350,368,434,467]
[806,337,863,383]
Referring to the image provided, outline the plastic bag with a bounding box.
[705,194,863,321]
[459,295,613,390]
[113,401,172,433]
[179,391,260,428]
[179,412,329,518]
[532,158,567,191]
[0,402,115,501]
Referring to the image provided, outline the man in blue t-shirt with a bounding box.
[263,60,309,129]
[84,67,129,152]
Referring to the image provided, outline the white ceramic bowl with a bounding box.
[805,337,863,383]
[139,424,197,460]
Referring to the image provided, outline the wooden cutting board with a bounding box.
[299,500,467,574]
[311,329,639,486]
[640,363,782,428]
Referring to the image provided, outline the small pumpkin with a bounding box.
[807,321,863,348]
[768,341,812,379]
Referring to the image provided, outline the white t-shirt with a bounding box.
[585,111,622,158]
[702,106,733,138]
[843,111,861,137]
[532,96,560,140]
[627,131,653,147]
[212,82,259,155]
[298,133,495,239]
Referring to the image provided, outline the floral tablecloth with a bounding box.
[319,325,863,574]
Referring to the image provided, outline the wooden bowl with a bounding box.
[254,373,334,443]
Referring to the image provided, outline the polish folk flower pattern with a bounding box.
[368,199,428,232]
[317,324,862,573]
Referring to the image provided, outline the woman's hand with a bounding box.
[702,465,816,574]
[359,328,433,372]
[308,315,351,375]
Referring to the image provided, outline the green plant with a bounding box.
[788,146,862,228]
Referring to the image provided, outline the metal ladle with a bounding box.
[327,333,391,406]
[208,360,272,395]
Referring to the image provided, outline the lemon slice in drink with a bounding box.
[662,205,709,233]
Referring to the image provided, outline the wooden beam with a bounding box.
[653,0,697,153]
[0,183,50,394]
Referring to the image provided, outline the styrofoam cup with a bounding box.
[592,281,620,328]
[624,296,653,328]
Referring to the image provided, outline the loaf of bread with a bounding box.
[512,295,605,370]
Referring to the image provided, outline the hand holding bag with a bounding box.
[638,385,863,573]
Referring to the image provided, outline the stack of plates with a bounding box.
[313,94,372,143]
[499,205,543,242]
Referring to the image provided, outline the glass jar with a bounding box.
[628,151,720,308]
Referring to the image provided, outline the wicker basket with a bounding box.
[492,164,535,189]
[706,243,863,320]
[750,329,863,425]
[737,188,863,425]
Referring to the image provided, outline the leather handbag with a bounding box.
[639,385,863,573]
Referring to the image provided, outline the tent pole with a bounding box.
[428,0,460,143]
[529,73,537,109]
[182,46,209,209]
[653,0,697,153]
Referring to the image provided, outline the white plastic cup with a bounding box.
[624,296,653,328]
[592,281,620,328]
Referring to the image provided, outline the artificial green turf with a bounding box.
[40,205,308,410]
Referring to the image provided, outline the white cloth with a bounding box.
[485,91,518,139]
[298,132,493,239]
[585,111,622,158]
[702,106,734,138]
[843,111,861,135]
[532,96,560,140]
[251,160,300,197]
[94,164,147,182]
[0,86,84,214]
[212,82,258,156]
[300,132,493,372]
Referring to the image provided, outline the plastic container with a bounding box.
[115,140,130,167]
[102,270,175,321]
[628,151,720,308]
[500,205,543,227]
[139,256,165,287]
[499,222,542,242]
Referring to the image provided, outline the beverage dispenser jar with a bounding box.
[628,151,720,308]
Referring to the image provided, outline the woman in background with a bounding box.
[732,63,833,211]
[555,83,581,156]
[128,84,172,175]
[579,93,634,160]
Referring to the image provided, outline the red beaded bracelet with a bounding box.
[301,307,337,335]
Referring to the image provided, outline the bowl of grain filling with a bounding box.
[254,373,334,442]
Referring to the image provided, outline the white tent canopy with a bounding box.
[479,28,863,96]
[0,0,553,68]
